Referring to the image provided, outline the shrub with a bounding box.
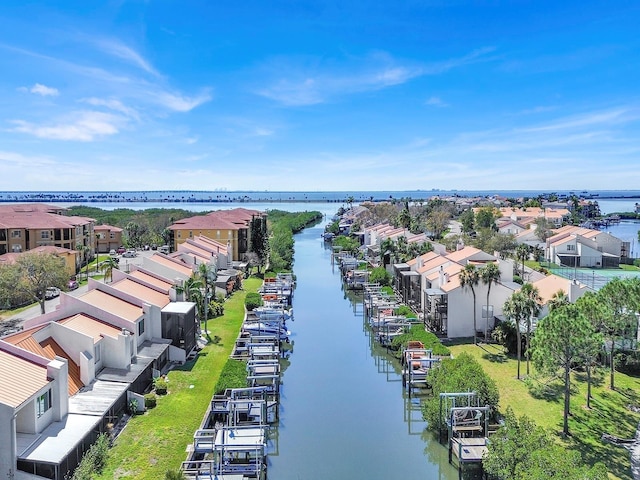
[513,274,523,285]
[144,393,157,409]
[422,352,499,432]
[491,321,519,354]
[389,325,450,357]
[71,433,110,479]
[154,377,168,395]
[381,286,394,296]
[128,399,139,415]
[214,359,248,395]
[395,305,417,319]
[615,351,640,375]
[245,292,263,311]
[369,266,391,286]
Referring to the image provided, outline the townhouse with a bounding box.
[0,244,213,479]
[94,225,123,253]
[547,225,623,268]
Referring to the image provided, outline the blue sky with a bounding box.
[1,1,639,192]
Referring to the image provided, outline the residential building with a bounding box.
[167,208,264,261]
[94,225,123,253]
[0,204,95,261]
[547,225,623,268]
[0,245,78,277]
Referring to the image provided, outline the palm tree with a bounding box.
[99,256,119,283]
[520,283,542,376]
[480,262,501,342]
[198,262,217,337]
[460,264,480,344]
[548,289,569,312]
[503,291,526,379]
[515,243,529,279]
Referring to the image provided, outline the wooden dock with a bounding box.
[449,436,488,464]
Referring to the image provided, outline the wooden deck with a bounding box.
[450,437,488,463]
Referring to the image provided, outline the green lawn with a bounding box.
[449,343,640,480]
[96,277,261,480]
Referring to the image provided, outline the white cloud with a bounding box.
[10,110,125,141]
[30,83,59,97]
[81,97,140,121]
[95,39,161,77]
[256,47,495,106]
[425,96,449,107]
[153,90,212,112]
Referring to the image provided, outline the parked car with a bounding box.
[158,245,170,254]
[116,246,126,254]
[122,250,137,258]
[67,279,79,290]
[109,249,117,256]
[45,287,60,300]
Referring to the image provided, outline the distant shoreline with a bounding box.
[1,190,640,204]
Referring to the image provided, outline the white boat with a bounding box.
[242,322,290,339]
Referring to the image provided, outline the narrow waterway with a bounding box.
[267,220,470,480]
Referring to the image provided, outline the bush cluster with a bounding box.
[369,266,391,286]
[389,325,451,357]
[421,352,499,432]
[144,393,157,409]
[615,350,640,375]
[154,377,168,395]
[214,359,248,395]
[70,433,110,479]
[244,292,263,311]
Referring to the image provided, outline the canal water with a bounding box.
[267,219,467,480]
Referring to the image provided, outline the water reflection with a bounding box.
[267,223,481,479]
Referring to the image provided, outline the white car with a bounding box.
[122,250,137,258]
[109,249,117,256]
[45,287,60,300]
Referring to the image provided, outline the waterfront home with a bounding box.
[167,208,264,261]
[547,225,623,268]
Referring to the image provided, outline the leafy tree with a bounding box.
[249,214,269,274]
[0,252,69,314]
[421,352,499,433]
[124,221,143,248]
[459,264,480,344]
[480,262,501,341]
[369,266,391,286]
[598,277,640,390]
[575,291,607,407]
[198,262,217,336]
[425,206,451,239]
[484,408,607,480]
[490,233,518,260]
[532,303,600,436]
[534,217,554,243]
[397,202,412,229]
[459,208,475,234]
[483,408,548,480]
[475,207,498,230]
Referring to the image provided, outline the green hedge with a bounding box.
[244,292,263,311]
[71,433,110,479]
[214,359,248,395]
[390,325,450,357]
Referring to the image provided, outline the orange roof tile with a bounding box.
[60,314,121,343]
[0,349,50,408]
[111,279,170,307]
[79,289,142,322]
[129,270,174,291]
[40,338,82,396]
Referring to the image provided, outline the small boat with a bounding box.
[242,322,290,339]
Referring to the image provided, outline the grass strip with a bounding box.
[96,277,261,480]
[449,343,640,480]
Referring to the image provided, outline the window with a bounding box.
[94,344,101,364]
[36,390,52,418]
[40,231,50,240]
[109,233,115,239]
[189,231,193,238]
[177,231,182,238]
[138,319,145,336]
[567,244,575,251]
[11,230,21,238]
